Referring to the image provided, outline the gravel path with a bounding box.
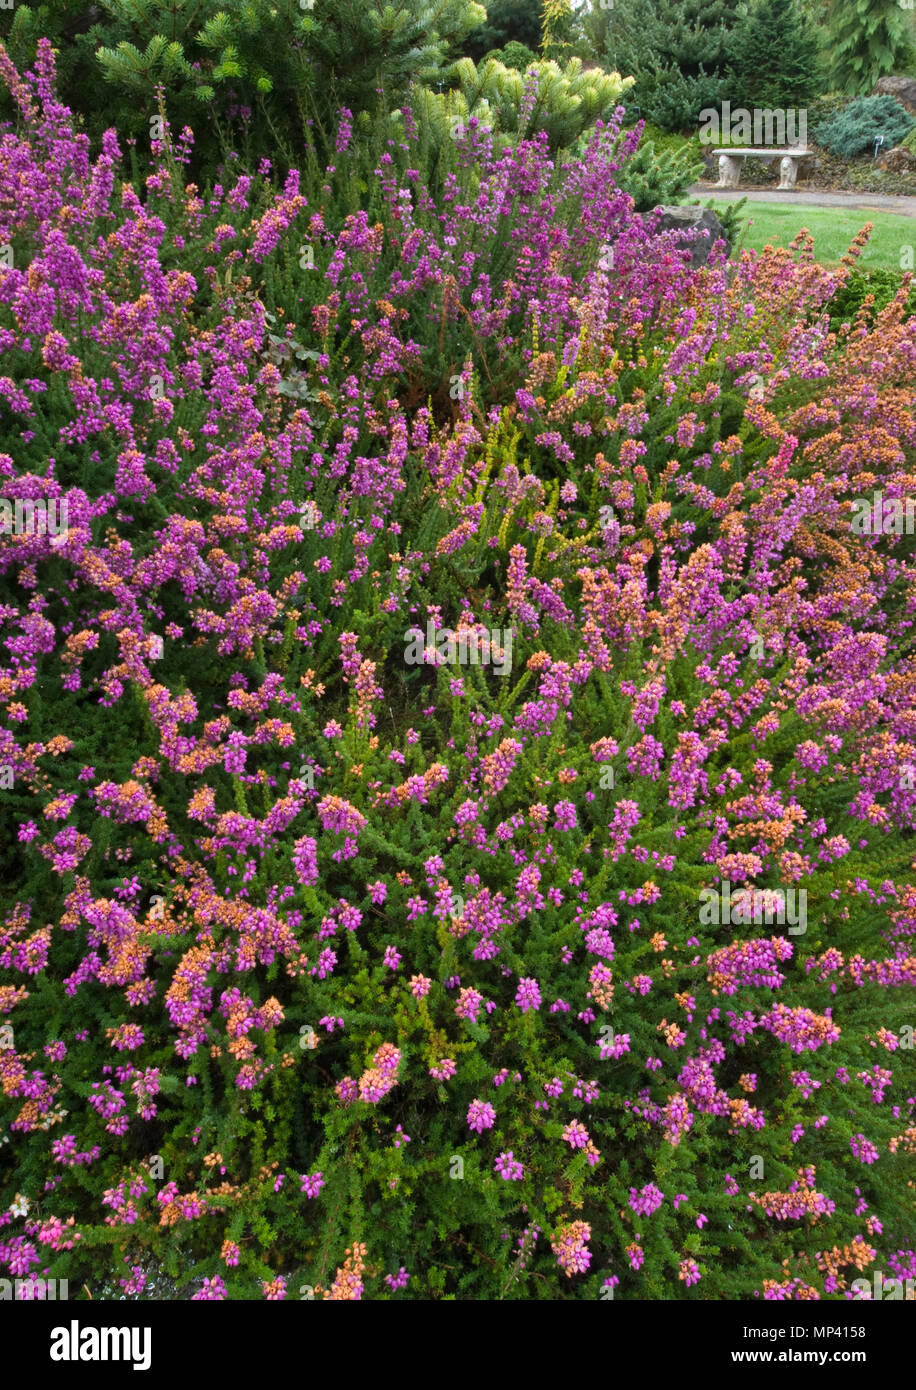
[690,185,916,216]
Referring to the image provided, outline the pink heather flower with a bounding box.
[514,977,542,1012]
[551,1220,592,1277]
[384,1266,409,1291]
[317,794,366,840]
[679,1258,701,1287]
[335,108,353,154]
[573,1078,599,1103]
[192,1275,227,1300]
[374,1043,401,1076]
[409,974,431,998]
[383,945,402,971]
[494,1151,524,1180]
[430,1058,457,1081]
[292,835,319,887]
[119,1267,147,1296]
[335,1076,359,1105]
[850,1134,880,1165]
[629,1183,665,1217]
[300,1172,325,1198]
[455,986,484,1023]
[467,1098,496,1133]
[599,1032,631,1060]
[562,1120,589,1150]
[357,1045,401,1103]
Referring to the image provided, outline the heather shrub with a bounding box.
[1,42,915,1304]
[825,265,916,331]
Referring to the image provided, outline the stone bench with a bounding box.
[713,147,810,190]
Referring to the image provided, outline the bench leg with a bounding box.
[777,157,798,190]
[716,155,742,189]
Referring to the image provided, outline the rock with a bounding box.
[878,143,916,173]
[653,206,730,268]
[873,76,916,114]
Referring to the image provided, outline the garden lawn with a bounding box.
[703,200,915,272]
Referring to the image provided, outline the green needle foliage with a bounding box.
[815,93,915,157]
[2,0,489,170]
[580,0,745,132]
[402,53,633,156]
[727,0,820,110]
[464,0,546,61]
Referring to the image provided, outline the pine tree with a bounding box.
[586,0,744,84]
[541,0,576,61]
[465,0,546,61]
[411,53,632,154]
[580,0,747,131]
[728,0,820,110]
[3,1,490,169]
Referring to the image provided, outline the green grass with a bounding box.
[702,200,915,272]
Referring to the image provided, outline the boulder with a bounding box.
[873,76,916,114]
[653,205,730,268]
[878,143,916,173]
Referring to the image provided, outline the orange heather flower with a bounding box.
[326,1242,368,1301]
